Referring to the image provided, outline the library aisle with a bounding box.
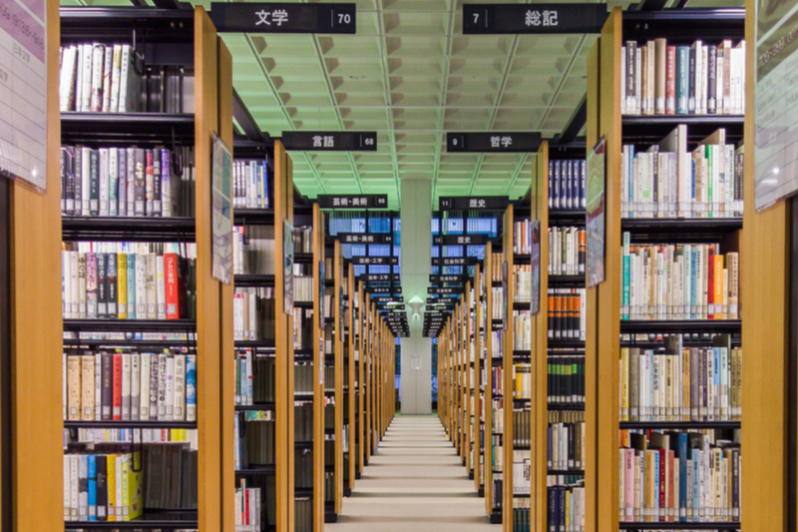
[326,416,494,532]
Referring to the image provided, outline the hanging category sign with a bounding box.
[429,274,465,283]
[462,3,606,34]
[338,233,392,244]
[282,131,377,151]
[432,234,489,246]
[317,194,388,208]
[446,132,541,153]
[360,273,400,282]
[428,287,460,295]
[210,3,356,34]
[366,287,401,294]
[353,256,398,265]
[431,257,477,266]
[438,196,508,211]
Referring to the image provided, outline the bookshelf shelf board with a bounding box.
[547,469,584,475]
[60,6,194,28]
[549,209,586,226]
[620,421,740,430]
[512,350,530,357]
[294,301,314,308]
[63,338,195,349]
[622,8,744,40]
[621,217,742,234]
[548,339,586,349]
[512,302,530,311]
[235,339,276,349]
[294,253,314,264]
[618,522,740,530]
[547,403,586,411]
[64,420,197,429]
[621,115,744,146]
[549,275,586,287]
[620,336,742,349]
[620,320,741,334]
[295,487,314,497]
[234,208,275,226]
[235,465,276,475]
[62,216,195,242]
[513,254,530,265]
[324,279,335,287]
[64,319,197,332]
[234,274,275,287]
[235,403,275,411]
[65,515,198,529]
[61,112,195,140]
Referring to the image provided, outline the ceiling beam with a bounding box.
[431,0,457,208]
[233,88,265,142]
[634,0,670,10]
[129,0,149,7]
[558,94,586,144]
[151,0,188,9]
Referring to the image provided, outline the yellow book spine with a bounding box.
[714,255,724,320]
[117,253,127,319]
[128,452,143,520]
[106,454,116,522]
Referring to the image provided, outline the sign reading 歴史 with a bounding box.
[317,194,388,209]
[338,233,392,244]
[462,3,606,34]
[0,0,46,191]
[353,256,398,265]
[446,132,541,153]
[210,3,356,34]
[281,131,376,151]
[438,196,508,211]
[433,234,489,246]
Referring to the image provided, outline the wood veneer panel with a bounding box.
[334,241,343,512]
[484,242,494,517]
[502,205,514,532]
[474,265,482,492]
[348,268,356,489]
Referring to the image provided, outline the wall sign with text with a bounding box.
[210,3,356,34]
[463,3,606,34]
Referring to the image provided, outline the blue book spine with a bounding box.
[691,449,700,522]
[653,451,660,521]
[676,46,690,114]
[554,161,561,209]
[691,158,697,214]
[87,454,97,521]
[678,433,688,521]
[622,232,630,320]
[262,160,269,209]
[186,354,197,420]
[581,160,586,208]
[548,161,553,207]
[566,161,572,209]
[126,253,135,320]
[690,248,697,320]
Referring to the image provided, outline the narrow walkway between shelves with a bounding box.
[326,415,493,532]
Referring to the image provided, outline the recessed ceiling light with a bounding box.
[349,75,365,80]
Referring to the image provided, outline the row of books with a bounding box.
[547,482,585,532]
[513,220,534,254]
[549,422,585,471]
[61,244,197,320]
[512,499,531,532]
[490,287,505,320]
[548,288,586,340]
[622,39,745,116]
[513,363,533,400]
[621,238,740,321]
[294,403,314,442]
[511,407,531,446]
[490,253,504,282]
[295,497,313,532]
[141,443,198,510]
[63,451,142,522]
[61,145,195,218]
[513,264,532,303]
[290,307,313,350]
[235,351,275,405]
[233,225,275,275]
[549,226,585,277]
[293,226,314,254]
[295,449,313,488]
[548,356,585,404]
[548,159,586,210]
[294,273,314,303]
[234,414,274,469]
[511,448,531,494]
[620,343,742,422]
[330,214,394,234]
[512,310,532,351]
[491,398,504,433]
[295,362,317,395]
[234,483,262,531]
[65,428,196,447]
[619,430,740,523]
[620,128,743,219]
[549,409,584,425]
[234,288,276,341]
[234,159,271,210]
[64,351,196,422]
[60,43,194,114]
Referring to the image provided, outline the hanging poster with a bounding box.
[755,0,798,210]
[0,0,46,191]
[284,220,294,314]
[530,219,540,315]
[211,133,233,284]
[586,135,606,288]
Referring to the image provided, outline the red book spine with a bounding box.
[658,448,666,522]
[665,46,676,115]
[112,354,123,420]
[164,253,179,319]
[707,247,715,319]
[668,450,674,522]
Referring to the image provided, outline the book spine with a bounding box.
[186,354,197,421]
[90,43,105,113]
[139,353,150,420]
[102,45,113,112]
[112,354,122,420]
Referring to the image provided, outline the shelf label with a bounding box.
[431,257,477,266]
[210,3,356,34]
[438,196,508,211]
[428,287,460,295]
[446,132,541,153]
[373,296,403,303]
[0,0,46,191]
[360,273,400,282]
[462,4,606,34]
[338,232,392,244]
[353,256,398,265]
[317,194,388,209]
[282,131,377,151]
[433,234,489,245]
[429,274,465,283]
[367,287,401,294]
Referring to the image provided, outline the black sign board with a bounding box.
[439,196,508,211]
[210,3,356,33]
[367,287,401,294]
[359,274,400,282]
[317,194,387,209]
[338,233,392,244]
[432,257,477,266]
[373,296,404,303]
[433,234,489,246]
[446,132,541,153]
[462,4,607,35]
[282,131,377,151]
[353,256,398,265]
[428,287,461,295]
[426,298,455,306]
[429,274,465,283]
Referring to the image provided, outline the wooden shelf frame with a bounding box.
[332,240,344,514]
[473,264,483,493]
[347,266,357,491]
[482,242,496,517]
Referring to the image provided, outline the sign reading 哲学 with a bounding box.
[755,0,798,210]
[462,3,606,34]
[0,0,46,191]
[446,133,541,153]
[210,3,356,34]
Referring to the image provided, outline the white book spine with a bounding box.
[94,353,102,421]
[140,353,151,420]
[156,255,166,320]
[109,44,122,113]
[173,354,186,420]
[135,254,147,319]
[99,148,109,216]
[101,45,113,112]
[81,44,94,112]
[121,353,131,420]
[164,354,175,421]
[130,353,140,420]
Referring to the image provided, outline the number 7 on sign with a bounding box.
[470,8,489,28]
